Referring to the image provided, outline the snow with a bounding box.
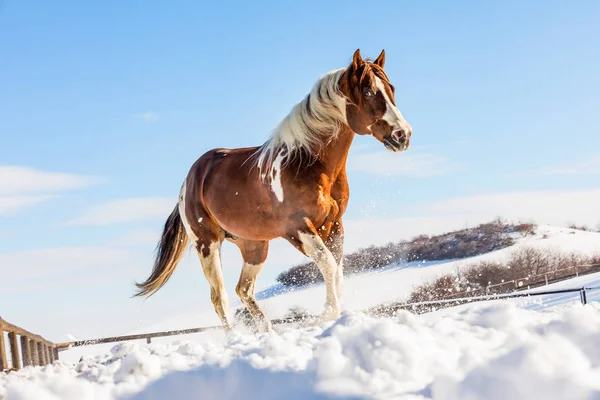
[1,225,599,399]
[2,300,600,399]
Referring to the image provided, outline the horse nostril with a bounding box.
[393,130,406,142]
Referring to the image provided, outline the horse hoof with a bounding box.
[258,319,273,333]
[320,307,341,323]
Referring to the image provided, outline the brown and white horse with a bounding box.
[134,49,412,332]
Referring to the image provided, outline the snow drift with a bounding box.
[2,300,600,400]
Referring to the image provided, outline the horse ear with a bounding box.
[375,49,385,68]
[352,48,364,70]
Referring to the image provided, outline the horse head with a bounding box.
[340,49,412,152]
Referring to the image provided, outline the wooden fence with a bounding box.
[484,262,600,293]
[0,318,58,372]
[53,316,303,350]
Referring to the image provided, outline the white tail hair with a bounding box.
[253,68,348,178]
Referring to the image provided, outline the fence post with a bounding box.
[31,340,39,366]
[545,274,548,285]
[580,288,588,305]
[42,344,49,365]
[0,323,7,371]
[8,332,21,370]
[37,342,45,366]
[20,337,32,367]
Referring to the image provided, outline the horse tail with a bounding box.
[134,204,189,297]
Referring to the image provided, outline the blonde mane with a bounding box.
[252,67,348,178]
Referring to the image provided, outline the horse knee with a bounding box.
[210,288,218,304]
[235,283,247,300]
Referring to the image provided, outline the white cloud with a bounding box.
[0,195,56,215]
[0,166,97,215]
[418,188,600,229]
[67,197,176,226]
[0,166,95,194]
[511,155,600,177]
[347,150,458,176]
[134,112,160,122]
[0,245,138,292]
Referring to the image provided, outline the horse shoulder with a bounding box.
[331,170,350,215]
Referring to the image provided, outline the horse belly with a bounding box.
[215,202,282,241]
[203,174,282,240]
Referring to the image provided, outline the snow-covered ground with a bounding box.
[2,297,600,399]
[1,225,599,400]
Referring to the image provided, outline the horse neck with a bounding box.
[316,125,355,179]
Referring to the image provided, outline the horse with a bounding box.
[134,49,412,332]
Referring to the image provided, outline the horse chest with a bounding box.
[313,179,348,222]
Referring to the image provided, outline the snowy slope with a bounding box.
[127,225,600,334]
[1,225,599,400]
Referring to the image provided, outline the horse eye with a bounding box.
[364,90,373,98]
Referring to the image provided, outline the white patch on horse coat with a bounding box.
[178,180,198,244]
[298,231,340,318]
[374,76,412,134]
[237,261,271,331]
[336,256,344,300]
[197,217,203,223]
[198,241,230,324]
[269,152,285,202]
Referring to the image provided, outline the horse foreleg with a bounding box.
[234,240,271,332]
[294,230,341,321]
[197,240,231,330]
[325,220,345,302]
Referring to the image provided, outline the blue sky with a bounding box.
[1,0,599,340]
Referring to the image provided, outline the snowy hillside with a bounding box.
[130,225,600,334]
[1,225,599,400]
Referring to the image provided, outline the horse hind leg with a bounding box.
[196,239,232,330]
[234,240,272,332]
[179,181,232,330]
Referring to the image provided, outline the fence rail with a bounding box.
[367,285,600,317]
[0,318,58,371]
[485,262,600,293]
[402,285,598,310]
[54,316,306,350]
[412,262,600,303]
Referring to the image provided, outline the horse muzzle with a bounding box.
[383,130,410,152]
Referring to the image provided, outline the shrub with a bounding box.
[397,248,600,313]
[569,223,591,232]
[515,222,536,236]
[276,219,536,288]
